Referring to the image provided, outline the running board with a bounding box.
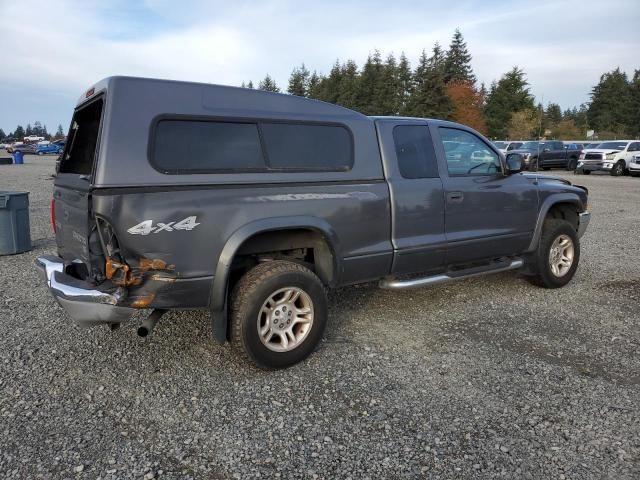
[379,258,524,290]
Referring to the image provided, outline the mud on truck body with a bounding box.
[36,77,591,369]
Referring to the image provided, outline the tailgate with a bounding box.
[54,180,92,263]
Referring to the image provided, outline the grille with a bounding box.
[584,152,602,160]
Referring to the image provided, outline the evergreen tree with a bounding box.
[629,70,640,137]
[545,103,562,128]
[478,82,488,109]
[354,51,385,114]
[484,67,535,138]
[0,128,5,140]
[247,80,254,89]
[56,124,65,138]
[337,60,360,109]
[25,124,33,136]
[287,63,310,97]
[405,46,452,119]
[588,68,632,136]
[396,53,412,115]
[377,53,399,115]
[306,71,321,99]
[240,81,246,88]
[315,60,344,104]
[14,125,25,139]
[443,29,476,85]
[258,74,280,92]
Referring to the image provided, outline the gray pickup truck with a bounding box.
[36,77,591,369]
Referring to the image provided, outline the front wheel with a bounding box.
[610,161,625,176]
[527,219,580,289]
[567,158,577,171]
[230,260,327,369]
[37,151,43,156]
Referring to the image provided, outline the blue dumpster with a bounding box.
[12,151,24,165]
[0,191,32,255]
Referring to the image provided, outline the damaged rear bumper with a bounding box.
[35,255,134,327]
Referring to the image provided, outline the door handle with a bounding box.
[447,191,464,203]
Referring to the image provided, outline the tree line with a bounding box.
[243,29,639,140]
[2,30,637,142]
[1,122,65,142]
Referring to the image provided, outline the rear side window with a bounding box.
[260,123,352,171]
[59,98,103,175]
[392,125,438,179]
[153,120,264,173]
[151,119,353,173]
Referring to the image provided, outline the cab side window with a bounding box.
[392,125,439,179]
[628,142,640,152]
[439,128,501,176]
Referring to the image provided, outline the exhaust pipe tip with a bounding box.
[137,309,167,338]
[137,326,150,337]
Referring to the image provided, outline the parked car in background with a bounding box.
[493,141,523,154]
[629,154,640,177]
[6,142,24,153]
[565,142,585,151]
[53,139,66,148]
[508,140,581,171]
[13,143,38,154]
[35,143,63,155]
[576,140,640,176]
[24,135,45,142]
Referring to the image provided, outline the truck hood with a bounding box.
[582,148,620,154]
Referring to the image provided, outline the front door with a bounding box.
[433,126,539,265]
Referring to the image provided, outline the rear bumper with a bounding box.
[35,255,134,327]
[577,211,591,239]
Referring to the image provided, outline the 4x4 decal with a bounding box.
[127,216,200,235]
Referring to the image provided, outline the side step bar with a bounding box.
[379,258,524,290]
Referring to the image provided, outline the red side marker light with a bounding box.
[86,87,95,98]
[50,198,56,233]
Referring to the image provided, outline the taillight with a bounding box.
[50,198,56,233]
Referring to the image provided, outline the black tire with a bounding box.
[528,158,538,171]
[230,260,327,369]
[583,170,591,175]
[566,158,577,171]
[527,218,580,289]
[37,151,43,156]
[542,167,551,171]
[610,161,625,176]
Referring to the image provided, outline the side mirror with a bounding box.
[506,153,524,174]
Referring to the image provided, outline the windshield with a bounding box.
[493,142,507,148]
[597,141,627,150]
[520,141,541,150]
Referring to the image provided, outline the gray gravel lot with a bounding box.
[1,155,639,479]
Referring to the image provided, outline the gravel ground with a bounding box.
[1,155,639,479]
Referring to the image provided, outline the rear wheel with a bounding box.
[527,218,580,289]
[583,170,591,175]
[230,260,327,369]
[611,161,625,176]
[567,158,577,171]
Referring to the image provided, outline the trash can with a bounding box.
[12,151,24,164]
[0,191,32,255]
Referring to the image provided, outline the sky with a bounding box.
[1,0,639,134]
